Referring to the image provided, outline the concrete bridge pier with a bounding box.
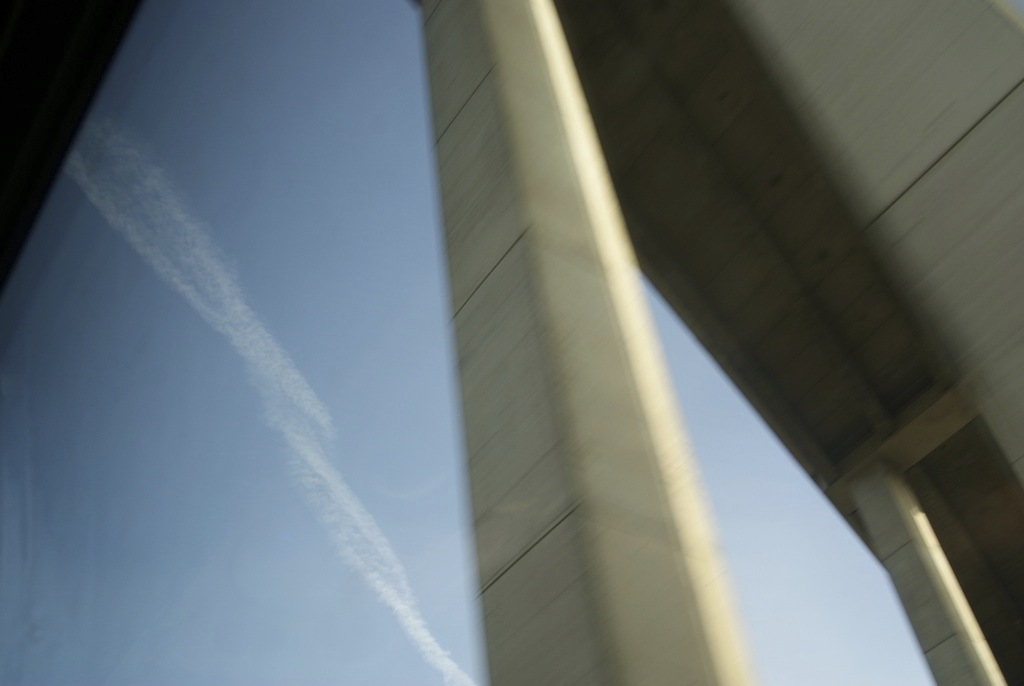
[852,467,1006,686]
[421,0,754,682]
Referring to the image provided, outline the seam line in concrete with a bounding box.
[434,65,495,145]
[880,537,914,564]
[867,74,1024,228]
[423,0,441,26]
[479,500,581,596]
[451,228,527,320]
[924,630,964,656]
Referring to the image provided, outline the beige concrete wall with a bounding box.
[725,0,1024,222]
[724,0,1024,479]
[871,80,1024,481]
[422,0,754,682]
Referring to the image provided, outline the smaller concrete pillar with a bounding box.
[851,467,1006,686]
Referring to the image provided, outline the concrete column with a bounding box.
[422,0,753,683]
[852,467,1006,686]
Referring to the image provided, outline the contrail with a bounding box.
[65,120,476,686]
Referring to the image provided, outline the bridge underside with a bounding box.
[553,0,1024,680]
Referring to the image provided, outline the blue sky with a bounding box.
[0,0,953,684]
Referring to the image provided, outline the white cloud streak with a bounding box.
[64,120,476,686]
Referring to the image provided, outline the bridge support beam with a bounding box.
[852,467,1006,686]
[421,0,753,683]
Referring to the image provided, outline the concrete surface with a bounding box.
[549,0,1024,682]
[853,467,1005,686]
[423,0,754,683]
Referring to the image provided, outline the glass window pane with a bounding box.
[0,2,483,684]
